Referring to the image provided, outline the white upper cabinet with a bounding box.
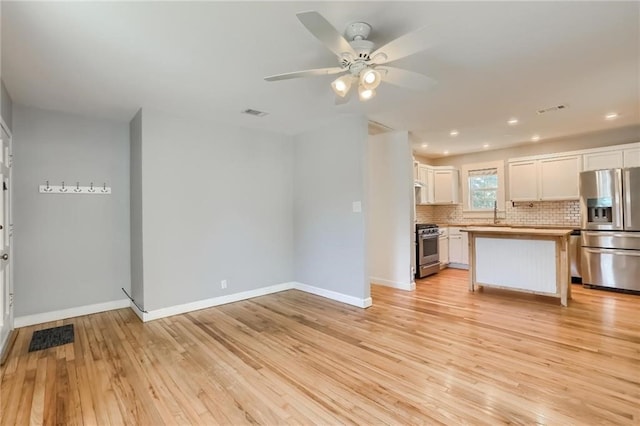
[433,168,459,204]
[583,150,624,171]
[508,155,581,201]
[509,160,538,201]
[415,164,459,205]
[417,165,434,204]
[539,155,581,200]
[624,147,640,168]
[581,143,640,171]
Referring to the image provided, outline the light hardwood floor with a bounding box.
[2,269,639,425]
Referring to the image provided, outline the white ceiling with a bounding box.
[3,1,639,158]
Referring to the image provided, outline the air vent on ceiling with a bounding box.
[537,104,569,115]
[242,108,269,117]
[368,120,394,135]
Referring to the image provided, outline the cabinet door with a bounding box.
[508,161,538,201]
[434,171,454,204]
[417,166,432,204]
[583,151,623,171]
[624,148,640,168]
[449,235,462,263]
[539,155,581,200]
[439,236,449,265]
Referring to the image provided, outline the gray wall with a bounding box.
[368,131,414,287]
[1,80,12,132]
[293,115,370,300]
[138,109,294,311]
[13,105,130,316]
[129,109,143,306]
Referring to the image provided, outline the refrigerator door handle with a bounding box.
[584,247,640,257]
[583,231,640,238]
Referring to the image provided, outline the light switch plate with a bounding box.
[352,201,362,213]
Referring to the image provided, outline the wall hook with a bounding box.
[74,181,82,193]
[59,181,67,193]
[44,180,53,192]
[88,182,95,193]
[101,182,108,193]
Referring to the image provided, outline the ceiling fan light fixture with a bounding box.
[360,69,381,90]
[358,85,376,101]
[331,75,352,97]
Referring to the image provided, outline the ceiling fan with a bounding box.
[264,11,436,103]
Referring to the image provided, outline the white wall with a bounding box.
[368,131,414,290]
[137,109,294,312]
[12,105,130,316]
[293,115,370,304]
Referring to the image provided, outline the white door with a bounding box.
[0,126,13,353]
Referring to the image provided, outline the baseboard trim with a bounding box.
[293,282,373,308]
[14,299,130,328]
[14,281,374,326]
[370,276,416,291]
[140,282,296,322]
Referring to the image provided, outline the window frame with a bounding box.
[461,160,506,218]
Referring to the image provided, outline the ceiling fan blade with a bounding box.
[264,67,344,81]
[296,11,356,58]
[380,67,436,91]
[370,26,432,64]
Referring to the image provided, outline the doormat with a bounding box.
[28,324,74,352]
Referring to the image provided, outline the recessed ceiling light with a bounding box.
[508,118,519,125]
[449,130,459,137]
[605,112,619,120]
[443,150,450,155]
[531,135,541,142]
[482,144,490,149]
[421,143,428,148]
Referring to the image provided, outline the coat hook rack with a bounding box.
[39,181,112,195]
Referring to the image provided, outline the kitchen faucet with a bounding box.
[493,201,498,224]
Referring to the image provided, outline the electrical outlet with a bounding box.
[221,279,227,289]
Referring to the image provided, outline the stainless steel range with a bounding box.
[416,224,440,278]
[579,167,640,292]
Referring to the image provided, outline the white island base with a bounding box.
[464,227,573,306]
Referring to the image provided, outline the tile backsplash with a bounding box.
[416,200,581,227]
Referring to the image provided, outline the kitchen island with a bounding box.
[463,227,574,306]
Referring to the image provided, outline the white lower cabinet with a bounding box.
[438,232,449,266]
[448,227,469,269]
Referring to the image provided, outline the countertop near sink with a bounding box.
[462,226,574,236]
[437,223,580,230]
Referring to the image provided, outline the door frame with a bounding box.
[0,116,14,361]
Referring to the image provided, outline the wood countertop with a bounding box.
[437,223,579,230]
[462,226,574,236]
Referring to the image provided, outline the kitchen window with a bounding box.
[469,168,498,210]
[461,160,505,218]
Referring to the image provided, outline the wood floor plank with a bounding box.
[2,269,639,425]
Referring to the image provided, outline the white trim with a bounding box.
[14,299,130,328]
[140,282,296,322]
[129,301,145,321]
[293,282,373,308]
[0,116,12,138]
[14,281,376,326]
[370,276,415,291]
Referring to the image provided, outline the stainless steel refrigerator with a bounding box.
[579,167,640,291]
